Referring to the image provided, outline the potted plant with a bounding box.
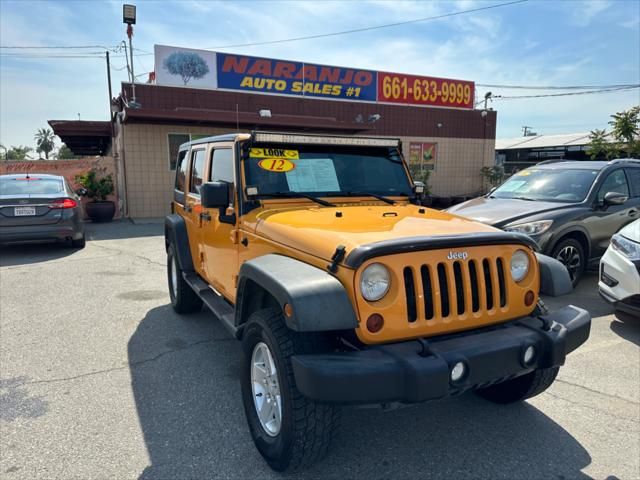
[75,169,116,223]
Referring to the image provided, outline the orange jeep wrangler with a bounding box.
[165,131,591,471]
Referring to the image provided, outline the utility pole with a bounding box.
[105,51,115,140]
[123,4,138,107]
[483,91,492,110]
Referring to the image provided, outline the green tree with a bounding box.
[6,146,33,160]
[34,128,55,159]
[609,106,640,157]
[588,106,640,159]
[587,129,614,160]
[57,144,79,159]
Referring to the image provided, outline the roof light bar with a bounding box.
[252,132,400,148]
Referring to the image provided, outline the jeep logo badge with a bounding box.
[447,251,468,260]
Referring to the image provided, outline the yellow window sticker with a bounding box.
[258,158,296,173]
[250,148,299,160]
[517,169,537,176]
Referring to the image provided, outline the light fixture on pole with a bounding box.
[123,4,140,108]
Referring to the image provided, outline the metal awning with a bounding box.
[48,120,112,156]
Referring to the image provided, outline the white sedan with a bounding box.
[599,219,640,320]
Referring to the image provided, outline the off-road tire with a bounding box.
[241,308,340,472]
[71,234,86,249]
[476,366,560,404]
[167,244,202,314]
[552,238,585,287]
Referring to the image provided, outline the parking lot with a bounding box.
[1,221,638,480]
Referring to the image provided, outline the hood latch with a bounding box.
[327,245,346,273]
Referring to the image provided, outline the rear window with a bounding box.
[625,168,640,197]
[0,178,64,195]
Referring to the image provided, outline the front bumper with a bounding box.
[292,305,590,404]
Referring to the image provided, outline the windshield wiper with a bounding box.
[260,192,335,207]
[513,196,537,201]
[341,191,397,205]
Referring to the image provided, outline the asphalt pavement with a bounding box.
[1,220,638,480]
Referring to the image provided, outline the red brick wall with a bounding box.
[0,157,120,219]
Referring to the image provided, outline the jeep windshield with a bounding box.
[244,144,413,201]
[491,168,599,203]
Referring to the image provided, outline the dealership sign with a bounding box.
[154,45,474,109]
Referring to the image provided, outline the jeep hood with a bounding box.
[447,196,578,227]
[250,204,498,263]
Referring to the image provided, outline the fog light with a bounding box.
[523,345,536,365]
[366,314,384,333]
[450,361,466,383]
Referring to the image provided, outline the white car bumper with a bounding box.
[598,246,640,318]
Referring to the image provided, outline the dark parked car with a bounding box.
[448,159,640,285]
[0,173,85,248]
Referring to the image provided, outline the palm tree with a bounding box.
[34,128,55,160]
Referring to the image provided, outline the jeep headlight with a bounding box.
[360,263,391,301]
[611,233,640,260]
[505,220,553,236]
[510,249,530,282]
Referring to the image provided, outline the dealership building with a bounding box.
[51,46,497,219]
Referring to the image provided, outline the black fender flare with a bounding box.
[535,253,573,297]
[164,214,194,272]
[236,254,358,332]
[546,225,592,258]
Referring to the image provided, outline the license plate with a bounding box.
[14,206,36,216]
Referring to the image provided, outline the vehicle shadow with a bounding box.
[609,316,640,346]
[129,305,592,480]
[0,242,78,267]
[543,273,614,318]
[85,219,163,241]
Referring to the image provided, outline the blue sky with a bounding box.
[1,0,639,152]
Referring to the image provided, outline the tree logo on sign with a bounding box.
[163,52,210,85]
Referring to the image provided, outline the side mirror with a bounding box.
[201,181,229,209]
[413,181,425,195]
[603,191,628,207]
[76,188,88,196]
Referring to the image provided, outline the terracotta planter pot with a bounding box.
[85,201,116,223]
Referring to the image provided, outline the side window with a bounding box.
[189,149,206,195]
[624,168,640,197]
[597,169,629,203]
[210,149,234,183]
[175,150,188,192]
[168,134,191,170]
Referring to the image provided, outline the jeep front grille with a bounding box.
[403,257,508,322]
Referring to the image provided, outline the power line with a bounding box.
[478,83,638,89]
[0,44,119,51]
[204,0,528,49]
[493,85,639,99]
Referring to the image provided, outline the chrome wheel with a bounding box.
[170,255,178,298]
[555,245,581,281]
[251,342,282,437]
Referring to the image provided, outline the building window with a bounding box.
[168,133,190,170]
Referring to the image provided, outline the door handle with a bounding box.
[629,209,638,216]
[200,212,211,221]
[185,205,193,213]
